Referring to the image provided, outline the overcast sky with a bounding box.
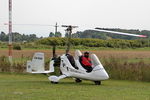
[0,0,150,37]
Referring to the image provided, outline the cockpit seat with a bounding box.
[66,54,78,69]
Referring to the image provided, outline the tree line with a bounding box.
[0,31,62,42]
[0,31,40,42]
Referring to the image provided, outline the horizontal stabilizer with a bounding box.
[48,75,67,82]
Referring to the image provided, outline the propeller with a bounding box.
[92,27,147,38]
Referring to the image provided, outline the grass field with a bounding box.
[0,49,150,81]
[1,49,150,59]
[1,49,150,65]
[0,73,149,100]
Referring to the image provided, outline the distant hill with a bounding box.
[72,28,150,40]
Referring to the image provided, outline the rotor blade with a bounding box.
[4,23,58,27]
[92,28,147,38]
[72,26,78,28]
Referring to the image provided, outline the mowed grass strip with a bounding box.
[0,73,149,100]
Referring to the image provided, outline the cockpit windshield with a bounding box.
[90,54,101,67]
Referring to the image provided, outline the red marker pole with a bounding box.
[8,0,13,63]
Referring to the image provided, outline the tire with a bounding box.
[51,81,58,84]
[94,81,101,85]
[75,78,82,83]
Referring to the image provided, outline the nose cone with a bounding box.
[102,70,109,80]
[104,72,109,80]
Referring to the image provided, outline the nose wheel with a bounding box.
[94,81,101,85]
[51,81,58,84]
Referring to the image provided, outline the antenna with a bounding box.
[54,22,58,37]
[8,0,13,63]
[62,25,78,54]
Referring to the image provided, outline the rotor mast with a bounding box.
[62,25,78,54]
[52,22,59,57]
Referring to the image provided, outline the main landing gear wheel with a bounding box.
[51,81,58,84]
[75,78,82,83]
[94,81,101,85]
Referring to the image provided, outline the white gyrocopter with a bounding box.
[26,25,147,85]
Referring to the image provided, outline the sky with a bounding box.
[0,0,150,37]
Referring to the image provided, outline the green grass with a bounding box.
[101,58,150,64]
[126,58,150,63]
[0,73,149,100]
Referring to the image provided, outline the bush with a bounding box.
[37,37,149,49]
[13,44,22,50]
[0,56,11,72]
[0,56,25,73]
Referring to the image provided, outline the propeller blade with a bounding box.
[92,28,147,38]
[61,25,69,27]
[72,26,78,28]
[61,25,78,28]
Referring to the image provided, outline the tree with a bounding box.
[12,32,22,42]
[0,31,8,41]
[65,32,69,37]
[29,34,37,41]
[49,32,54,37]
[55,32,62,37]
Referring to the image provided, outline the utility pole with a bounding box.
[62,25,78,54]
[8,0,13,63]
[55,22,58,37]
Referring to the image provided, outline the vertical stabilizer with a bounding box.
[26,52,45,73]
